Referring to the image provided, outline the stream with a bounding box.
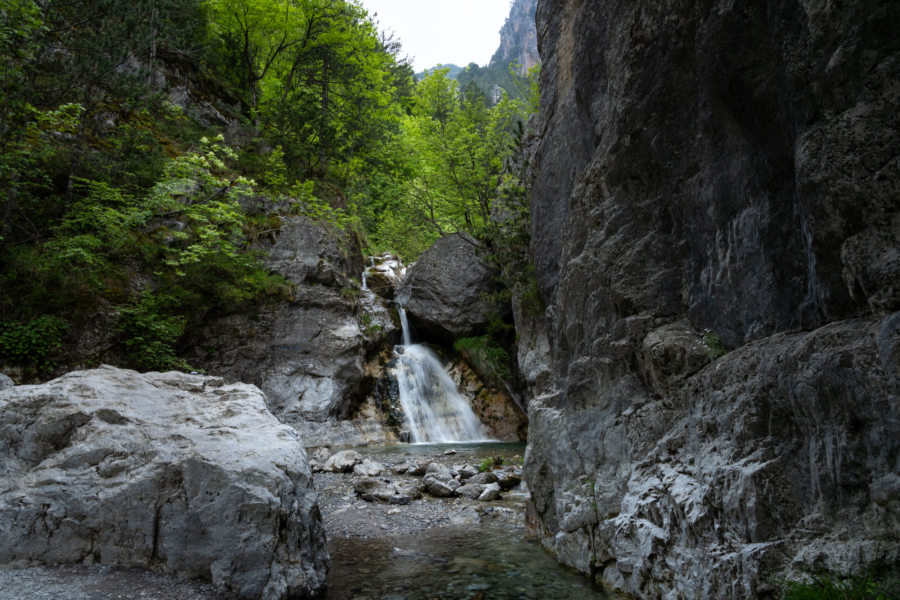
[319,442,625,600]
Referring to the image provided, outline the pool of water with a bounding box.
[326,521,622,600]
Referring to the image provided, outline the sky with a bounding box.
[359,1,512,72]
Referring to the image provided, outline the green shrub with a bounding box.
[0,315,69,373]
[115,293,190,373]
[454,334,511,388]
[703,331,728,360]
[780,571,898,600]
[478,457,493,473]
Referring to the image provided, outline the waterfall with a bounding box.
[394,307,492,443]
[362,269,368,291]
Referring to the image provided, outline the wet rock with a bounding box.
[457,483,487,500]
[449,506,482,525]
[364,254,404,300]
[353,459,385,477]
[0,366,327,599]
[478,483,502,502]
[0,373,13,391]
[323,450,363,473]
[396,235,506,341]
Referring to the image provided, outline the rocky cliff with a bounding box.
[524,0,900,597]
[492,0,540,74]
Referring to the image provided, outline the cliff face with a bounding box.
[524,0,900,597]
[491,0,540,74]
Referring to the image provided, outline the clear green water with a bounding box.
[326,521,622,600]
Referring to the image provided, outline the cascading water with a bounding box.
[395,307,492,443]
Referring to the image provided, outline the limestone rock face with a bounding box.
[0,366,327,600]
[524,0,900,597]
[396,235,505,341]
[187,217,368,423]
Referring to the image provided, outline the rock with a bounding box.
[406,461,427,476]
[392,479,423,501]
[447,359,528,441]
[449,506,482,525]
[456,464,479,480]
[641,323,713,394]
[495,469,522,490]
[323,450,362,473]
[423,474,460,498]
[425,462,452,477]
[353,459,385,477]
[525,0,900,596]
[0,373,13,391]
[456,483,487,500]
[364,254,404,300]
[352,478,396,503]
[186,217,367,423]
[477,483,501,502]
[396,235,506,341]
[468,471,499,485]
[0,366,327,599]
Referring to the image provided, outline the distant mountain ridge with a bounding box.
[418,0,538,100]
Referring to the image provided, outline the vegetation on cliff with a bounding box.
[0,0,537,376]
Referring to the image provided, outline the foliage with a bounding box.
[115,294,189,372]
[478,457,493,473]
[454,335,512,388]
[779,571,899,600]
[703,331,728,360]
[0,315,69,374]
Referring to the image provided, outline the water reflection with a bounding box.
[327,521,621,600]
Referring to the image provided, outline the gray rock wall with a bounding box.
[187,217,371,424]
[524,0,900,597]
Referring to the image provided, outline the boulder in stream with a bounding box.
[396,235,506,340]
[0,366,327,600]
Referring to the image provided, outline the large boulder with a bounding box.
[0,373,13,391]
[0,366,327,600]
[396,235,505,341]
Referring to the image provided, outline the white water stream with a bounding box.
[395,307,492,443]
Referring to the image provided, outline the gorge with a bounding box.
[1,0,898,598]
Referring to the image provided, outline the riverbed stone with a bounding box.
[353,459,385,477]
[323,450,363,473]
[0,373,13,390]
[456,464,479,480]
[496,469,522,490]
[423,474,460,498]
[456,483,487,500]
[477,483,502,502]
[352,478,395,503]
[468,471,499,485]
[0,366,327,599]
